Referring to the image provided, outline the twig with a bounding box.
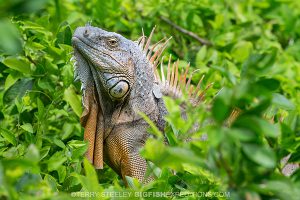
[26,55,37,66]
[160,16,212,46]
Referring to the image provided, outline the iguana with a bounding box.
[71,24,210,183]
[71,24,298,183]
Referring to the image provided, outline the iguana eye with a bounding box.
[107,37,118,47]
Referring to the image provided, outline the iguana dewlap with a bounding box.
[71,24,211,183]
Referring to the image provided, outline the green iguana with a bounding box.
[71,24,298,183]
[71,24,210,183]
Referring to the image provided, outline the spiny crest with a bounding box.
[138,27,213,106]
[137,26,172,76]
[158,55,214,106]
[226,108,241,126]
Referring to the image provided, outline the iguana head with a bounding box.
[72,24,139,101]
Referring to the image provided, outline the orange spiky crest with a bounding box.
[139,27,213,106]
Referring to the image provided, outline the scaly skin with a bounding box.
[72,24,166,183]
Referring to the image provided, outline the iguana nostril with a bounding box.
[83,29,89,37]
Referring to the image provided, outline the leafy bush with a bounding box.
[0,0,299,199]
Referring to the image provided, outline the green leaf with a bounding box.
[0,128,17,146]
[138,111,163,139]
[196,46,207,64]
[272,93,295,110]
[44,174,58,192]
[231,41,253,62]
[15,173,42,193]
[22,21,52,36]
[243,144,276,168]
[3,78,33,105]
[227,128,257,142]
[256,119,280,138]
[2,56,31,74]
[212,97,230,123]
[141,138,203,171]
[24,144,40,163]
[40,146,51,161]
[64,86,82,117]
[37,98,45,120]
[78,158,101,192]
[57,165,67,183]
[165,125,178,146]
[4,74,19,90]
[0,19,22,55]
[125,176,141,189]
[56,23,72,45]
[21,123,34,133]
[2,158,40,174]
[67,140,87,148]
[234,116,280,138]
[61,64,73,87]
[37,78,54,91]
[241,48,277,77]
[164,96,193,133]
[47,151,67,171]
[255,78,280,92]
[53,138,66,149]
[259,179,300,200]
[212,88,232,123]
[67,140,88,159]
[61,123,75,140]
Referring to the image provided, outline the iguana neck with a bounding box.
[128,55,156,115]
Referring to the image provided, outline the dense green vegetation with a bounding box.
[0,0,300,199]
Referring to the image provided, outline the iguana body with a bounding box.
[71,25,205,183]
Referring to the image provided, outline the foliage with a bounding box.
[0,0,300,199]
